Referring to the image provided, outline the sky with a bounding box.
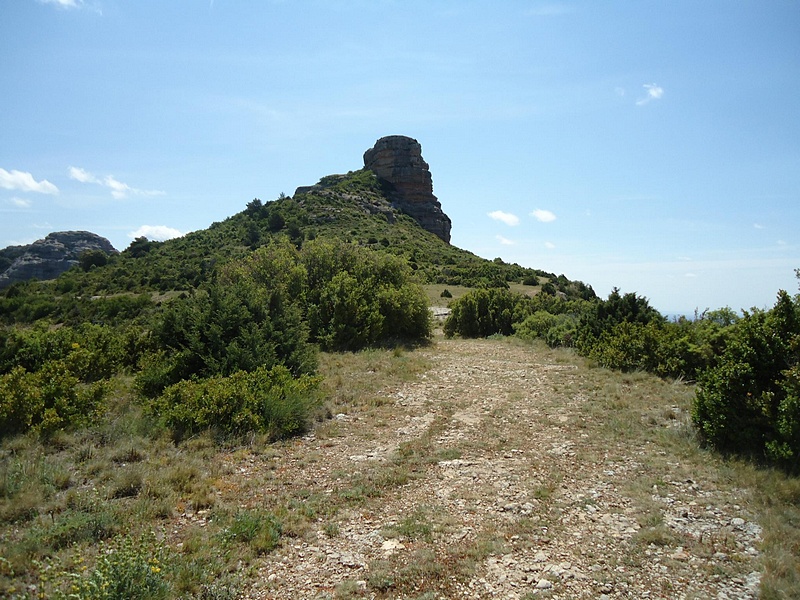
[1,0,799,315]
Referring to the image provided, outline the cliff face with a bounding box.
[363,136,452,243]
[0,231,118,289]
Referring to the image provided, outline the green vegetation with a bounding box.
[150,366,320,440]
[444,275,800,472]
[693,289,800,470]
[0,165,798,596]
[0,178,444,596]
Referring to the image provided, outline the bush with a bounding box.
[0,323,140,380]
[301,240,431,350]
[79,250,110,272]
[443,288,526,338]
[139,249,316,396]
[56,533,170,600]
[0,362,106,438]
[514,310,579,347]
[577,287,664,350]
[692,290,800,470]
[149,366,321,440]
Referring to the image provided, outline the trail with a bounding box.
[234,338,761,599]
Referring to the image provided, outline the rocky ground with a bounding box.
[216,337,761,599]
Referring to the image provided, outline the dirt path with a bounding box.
[232,338,761,599]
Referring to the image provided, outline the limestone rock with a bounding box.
[0,231,118,289]
[363,135,451,243]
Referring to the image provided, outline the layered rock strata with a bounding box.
[363,135,451,243]
[0,231,118,289]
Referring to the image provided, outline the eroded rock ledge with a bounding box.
[0,231,117,289]
[363,135,451,243]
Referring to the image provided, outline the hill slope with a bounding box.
[0,139,594,325]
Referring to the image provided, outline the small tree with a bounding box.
[246,197,263,215]
[126,237,152,258]
[79,249,109,272]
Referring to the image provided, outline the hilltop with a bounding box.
[0,231,117,290]
[1,137,798,599]
[0,136,594,325]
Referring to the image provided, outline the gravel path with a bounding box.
[232,338,761,599]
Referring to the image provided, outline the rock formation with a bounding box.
[0,231,118,289]
[363,135,451,243]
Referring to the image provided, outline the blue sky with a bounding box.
[1,0,798,315]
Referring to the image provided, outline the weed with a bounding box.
[366,560,395,592]
[188,481,216,511]
[382,507,434,542]
[111,445,146,464]
[109,467,143,499]
[633,525,678,547]
[54,532,170,600]
[165,463,199,493]
[221,510,282,556]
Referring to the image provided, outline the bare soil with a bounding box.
[220,337,761,599]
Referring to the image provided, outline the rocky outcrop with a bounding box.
[0,231,118,289]
[363,136,451,243]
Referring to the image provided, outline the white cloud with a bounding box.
[128,225,185,242]
[544,241,556,249]
[0,168,59,195]
[9,197,32,208]
[69,166,164,199]
[531,209,557,223]
[38,0,83,8]
[754,223,765,230]
[38,0,102,14]
[104,176,132,199]
[488,210,520,226]
[496,235,515,246]
[68,166,100,184]
[636,83,664,106]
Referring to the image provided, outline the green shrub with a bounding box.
[693,290,800,470]
[443,288,525,338]
[309,271,385,349]
[514,310,557,340]
[0,362,106,438]
[514,310,579,348]
[139,247,316,395]
[149,366,321,440]
[0,323,141,380]
[301,239,431,350]
[55,533,170,600]
[577,287,664,351]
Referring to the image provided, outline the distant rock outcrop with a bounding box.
[363,135,452,243]
[0,231,118,289]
